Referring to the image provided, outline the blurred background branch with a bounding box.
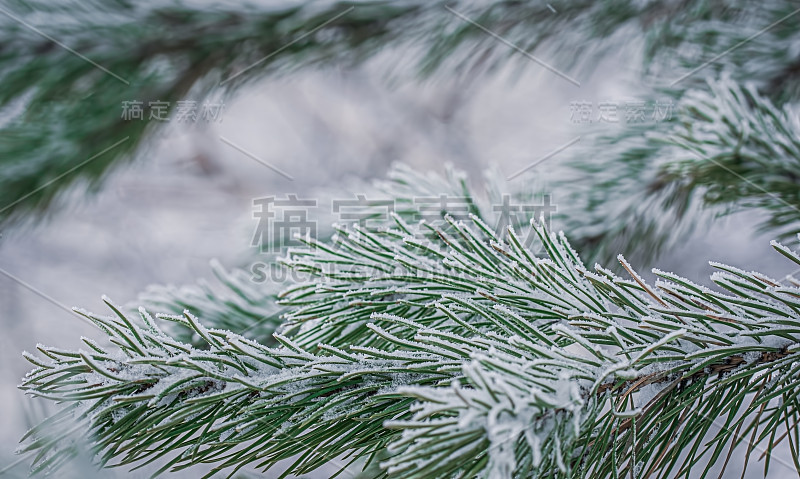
[1,1,799,262]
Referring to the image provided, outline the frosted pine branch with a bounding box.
[19,209,800,478]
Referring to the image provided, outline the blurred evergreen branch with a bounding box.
[548,0,800,264]
[555,75,800,265]
[660,77,800,238]
[0,0,434,226]
[4,0,798,240]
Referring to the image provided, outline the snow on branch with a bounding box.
[19,206,800,478]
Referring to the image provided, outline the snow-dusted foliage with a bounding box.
[657,76,800,238]
[134,162,544,345]
[554,75,800,266]
[19,200,800,477]
[135,259,285,347]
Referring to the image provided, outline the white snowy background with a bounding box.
[0,41,794,478]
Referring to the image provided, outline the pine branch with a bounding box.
[19,198,800,477]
